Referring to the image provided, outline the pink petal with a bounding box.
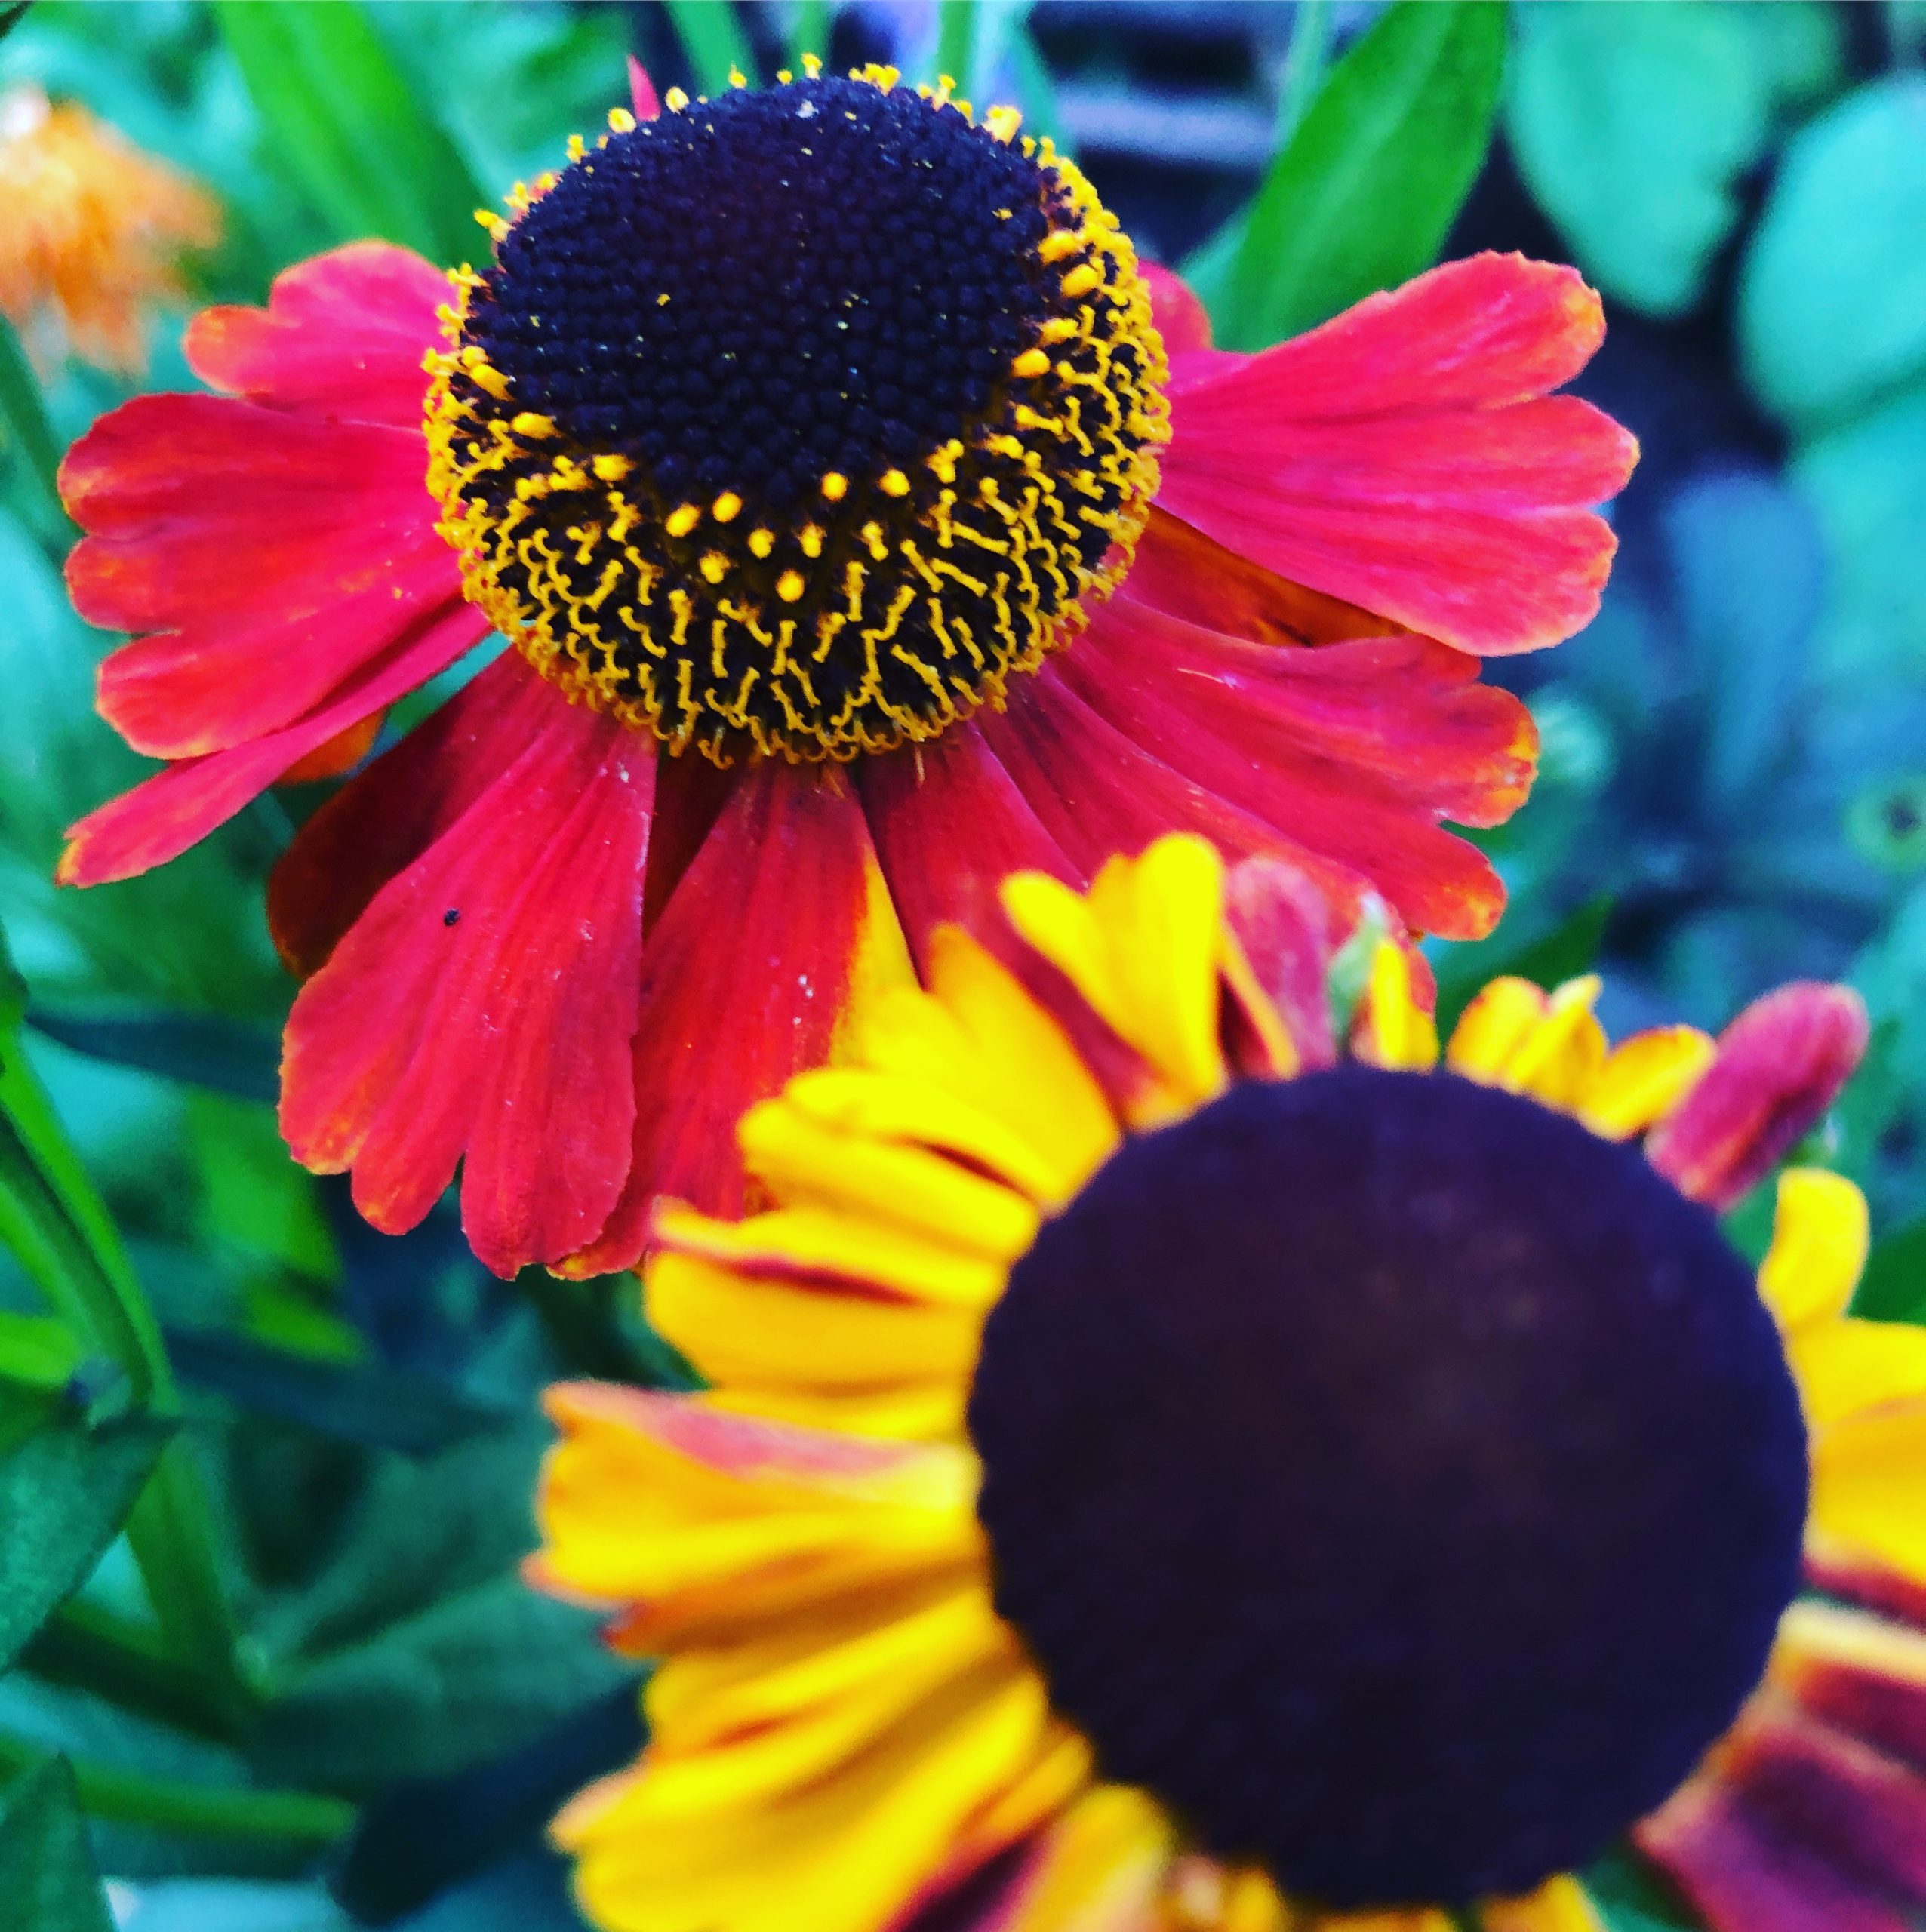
[564,762,910,1275]
[60,598,486,886]
[281,703,654,1276]
[1646,984,1869,1211]
[1153,253,1638,654]
[857,721,1080,972]
[183,239,449,429]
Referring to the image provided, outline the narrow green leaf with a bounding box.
[1188,0,1506,351]
[0,1411,172,1674]
[212,0,487,268]
[0,1757,112,1932]
[789,0,832,71]
[935,0,979,91]
[0,1313,82,1394]
[26,1009,279,1105]
[0,1739,352,1848]
[663,0,758,97]
[0,312,64,531]
[0,924,248,1725]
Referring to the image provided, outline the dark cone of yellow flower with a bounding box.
[426,68,1168,764]
[971,1069,1811,1909]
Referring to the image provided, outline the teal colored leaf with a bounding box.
[211,0,487,268]
[1666,473,1824,804]
[0,1411,172,1673]
[1186,0,1506,351]
[1795,383,1926,680]
[663,0,757,97]
[0,315,63,531]
[0,1758,112,1932]
[26,1011,279,1106]
[1740,78,1926,426]
[1507,2,1769,319]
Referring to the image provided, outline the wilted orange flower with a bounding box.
[0,83,220,374]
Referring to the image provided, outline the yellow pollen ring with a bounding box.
[607,106,636,134]
[1011,347,1051,378]
[880,469,911,497]
[712,491,743,523]
[776,570,806,603]
[666,503,702,537]
[820,472,849,502]
[1060,262,1103,300]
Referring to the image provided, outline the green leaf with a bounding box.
[663,0,757,97]
[0,314,64,533]
[1740,77,1926,426]
[0,1315,83,1395]
[0,1411,173,1675]
[1854,1220,1926,1326]
[1186,0,1506,351]
[0,1739,352,1849]
[0,923,248,1727]
[26,1011,279,1106]
[0,1757,112,1932]
[1507,2,1770,319]
[1435,894,1614,1031]
[258,1581,632,1792]
[1795,382,1926,681]
[211,0,487,268]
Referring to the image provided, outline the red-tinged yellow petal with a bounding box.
[780,1066,1071,1204]
[947,1724,1095,1877]
[1086,834,1230,1108]
[1354,940,1439,1072]
[650,1251,980,1401]
[536,1386,978,1614]
[1504,978,1605,1111]
[1307,1909,1454,1931]
[1481,1875,1604,1932]
[1447,974,1601,1108]
[1759,1168,1870,1334]
[872,930,1122,1198]
[1810,1398,1926,1589]
[1001,1785,1176,1932]
[1576,1025,1715,1140]
[1768,1600,1926,1772]
[1447,976,1549,1079]
[737,1097,1041,1262]
[1162,1859,1294,1931]
[566,1666,1060,1932]
[1001,836,1230,1124]
[708,1382,968,1446]
[641,1589,1027,1798]
[651,1198,1008,1312]
[1792,1320,1926,1432]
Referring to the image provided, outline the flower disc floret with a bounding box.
[424,67,1169,764]
[970,1066,1811,1908]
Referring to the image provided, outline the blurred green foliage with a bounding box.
[0,4,1920,1929]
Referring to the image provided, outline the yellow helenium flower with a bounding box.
[0,84,218,374]
[533,835,1926,1932]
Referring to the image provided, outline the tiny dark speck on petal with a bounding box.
[443,909,461,927]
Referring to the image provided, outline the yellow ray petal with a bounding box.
[1810,1397,1926,1588]
[780,1064,1069,1202]
[1481,1873,1604,1931]
[568,1664,1060,1932]
[1758,1167,1870,1334]
[1577,1025,1715,1140]
[1447,976,1549,1079]
[1355,941,1439,1072]
[652,1198,1007,1311]
[738,1097,1041,1260]
[1791,1318,1926,1432]
[649,1251,979,1397]
[1004,1784,1176,1932]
